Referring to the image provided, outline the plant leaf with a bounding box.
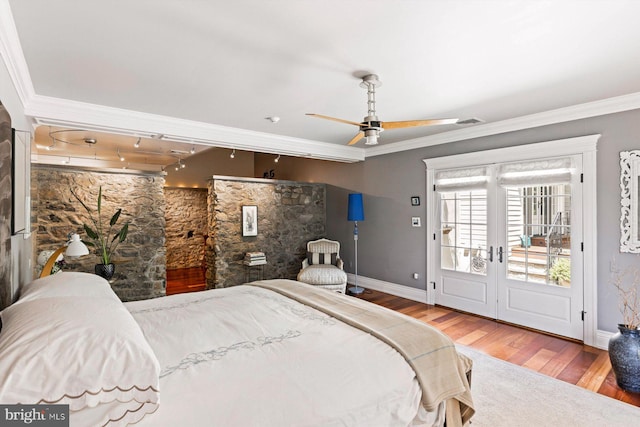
[110,209,122,226]
[119,223,129,242]
[97,186,102,214]
[83,224,99,240]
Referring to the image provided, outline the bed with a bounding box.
[0,272,474,426]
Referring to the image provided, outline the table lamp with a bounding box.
[39,233,90,278]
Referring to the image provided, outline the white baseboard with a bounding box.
[346,273,427,304]
[594,329,613,350]
[347,273,614,351]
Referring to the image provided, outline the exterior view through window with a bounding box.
[440,190,487,276]
[506,185,571,287]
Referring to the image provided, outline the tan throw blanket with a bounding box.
[248,279,475,427]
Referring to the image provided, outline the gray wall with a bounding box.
[277,108,640,334]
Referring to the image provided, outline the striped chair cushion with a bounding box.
[307,252,338,266]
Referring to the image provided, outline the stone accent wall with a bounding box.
[165,188,208,269]
[0,104,11,309]
[207,176,325,288]
[33,167,166,301]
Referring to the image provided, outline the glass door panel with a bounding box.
[505,184,572,287]
[440,190,487,276]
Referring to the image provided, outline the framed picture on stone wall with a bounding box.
[242,205,258,237]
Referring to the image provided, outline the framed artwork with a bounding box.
[620,150,640,252]
[242,205,258,237]
[411,196,420,206]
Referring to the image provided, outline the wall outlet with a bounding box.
[413,272,419,280]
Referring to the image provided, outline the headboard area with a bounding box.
[0,101,13,311]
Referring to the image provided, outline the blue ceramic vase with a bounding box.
[608,324,640,393]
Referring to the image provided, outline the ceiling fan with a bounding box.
[307,74,458,146]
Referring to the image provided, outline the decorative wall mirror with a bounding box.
[620,150,640,252]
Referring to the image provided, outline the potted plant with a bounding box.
[549,258,571,286]
[71,186,129,280]
[608,262,640,393]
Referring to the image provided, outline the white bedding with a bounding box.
[124,284,440,426]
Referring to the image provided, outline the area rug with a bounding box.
[457,345,640,426]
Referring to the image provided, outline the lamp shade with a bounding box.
[347,193,365,221]
[65,233,90,258]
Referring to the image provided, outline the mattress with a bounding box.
[122,283,440,426]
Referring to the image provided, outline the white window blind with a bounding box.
[435,166,489,192]
[497,157,574,187]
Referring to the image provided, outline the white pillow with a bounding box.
[17,271,117,303]
[0,273,160,427]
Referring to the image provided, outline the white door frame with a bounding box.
[424,134,599,346]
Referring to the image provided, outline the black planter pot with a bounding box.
[95,263,116,280]
[608,324,640,393]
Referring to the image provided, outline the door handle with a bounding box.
[488,246,493,262]
[498,246,504,263]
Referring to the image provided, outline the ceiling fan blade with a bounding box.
[306,113,363,127]
[347,131,365,146]
[381,118,459,130]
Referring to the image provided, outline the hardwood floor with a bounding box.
[353,288,640,407]
[165,269,640,407]
[166,267,206,295]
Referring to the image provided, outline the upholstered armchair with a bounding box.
[297,239,348,293]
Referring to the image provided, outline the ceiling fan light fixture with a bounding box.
[307,72,459,146]
[364,129,379,145]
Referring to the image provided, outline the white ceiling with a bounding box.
[4,0,640,168]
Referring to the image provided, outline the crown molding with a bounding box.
[365,91,640,158]
[26,95,365,163]
[0,0,35,107]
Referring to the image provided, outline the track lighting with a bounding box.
[118,149,125,161]
[230,149,236,159]
[174,158,185,171]
[46,133,56,150]
[134,137,141,148]
[190,146,196,154]
[274,154,280,163]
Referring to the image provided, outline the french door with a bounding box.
[429,154,584,340]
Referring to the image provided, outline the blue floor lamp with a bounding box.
[348,193,365,295]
